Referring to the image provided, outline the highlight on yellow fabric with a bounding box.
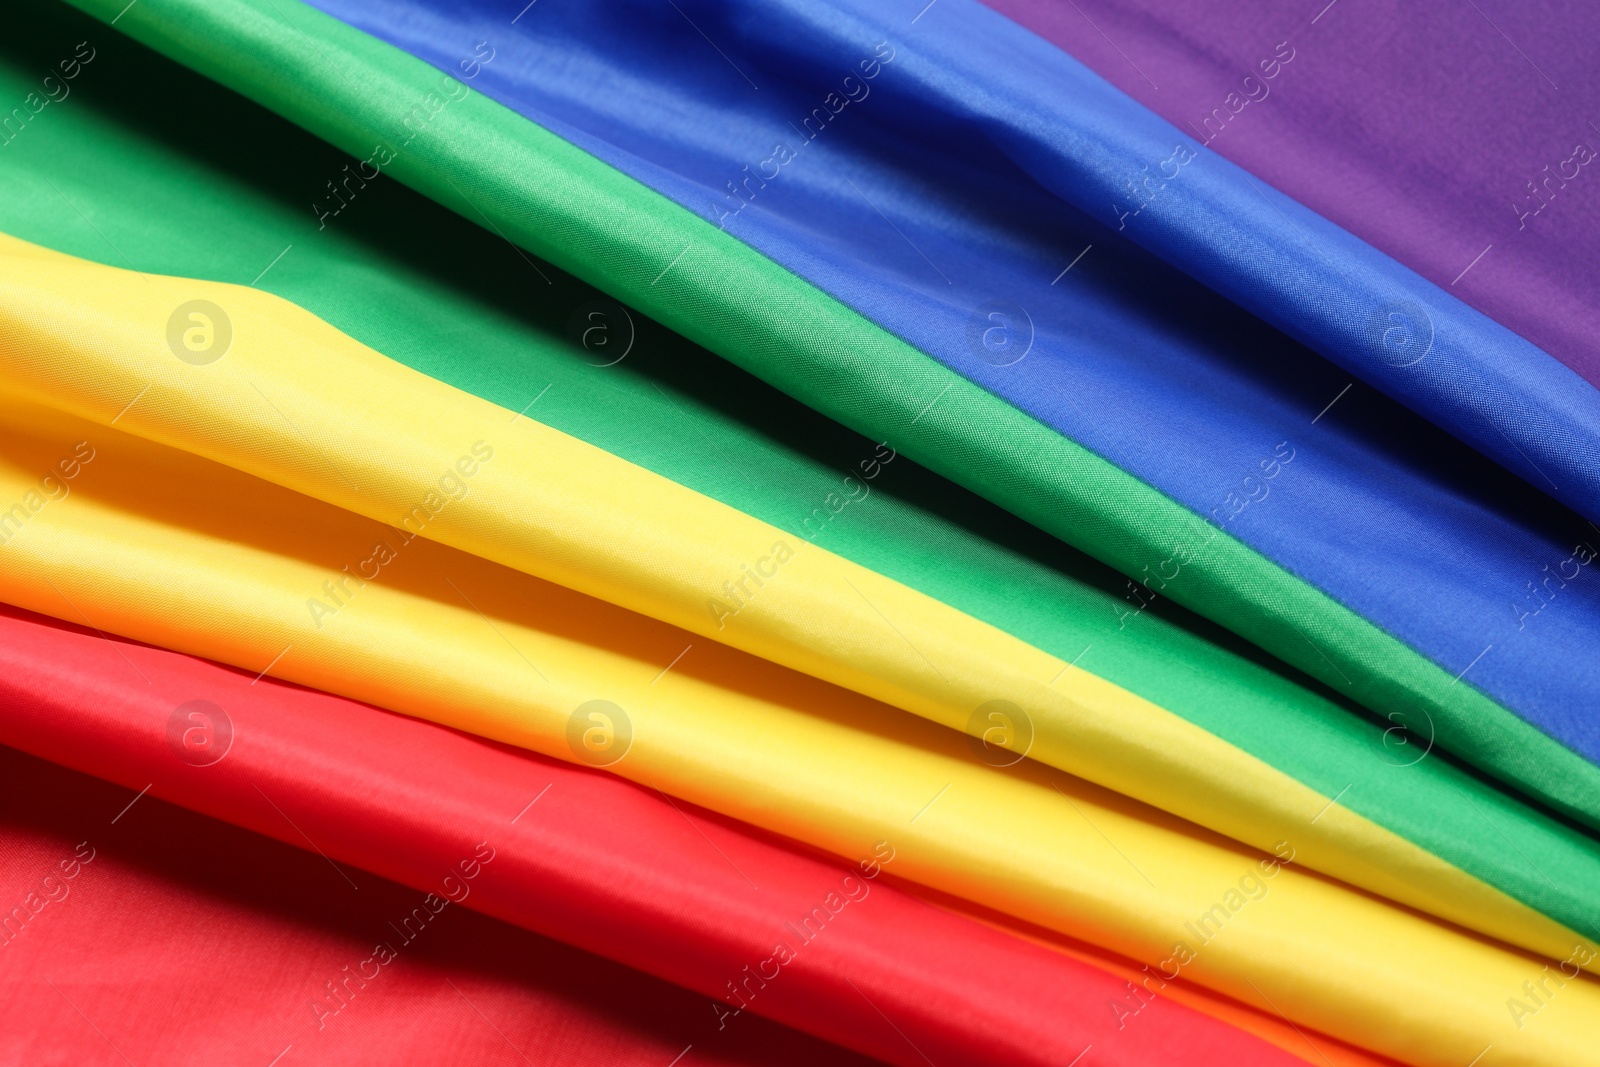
[925,893,1425,1067]
[0,232,1591,981]
[0,396,1594,1067]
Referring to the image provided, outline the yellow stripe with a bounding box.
[0,233,1592,985]
[0,390,1594,1064]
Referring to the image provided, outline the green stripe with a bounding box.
[23,0,1600,941]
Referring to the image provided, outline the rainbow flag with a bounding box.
[2,0,1597,1063]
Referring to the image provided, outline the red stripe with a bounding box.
[0,601,1303,1066]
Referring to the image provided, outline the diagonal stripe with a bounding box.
[0,232,1596,990]
[0,384,1595,1062]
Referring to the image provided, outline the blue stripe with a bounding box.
[305,0,1600,765]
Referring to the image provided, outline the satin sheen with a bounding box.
[4,1,1599,1059]
[983,0,1600,393]
[0,744,888,1067]
[0,605,1307,1066]
[1,234,1597,982]
[0,338,1594,1061]
[300,0,1600,775]
[58,0,1600,832]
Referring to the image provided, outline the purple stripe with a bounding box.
[982,0,1600,390]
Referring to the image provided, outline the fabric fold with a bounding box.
[53,0,1600,833]
[0,604,1315,1067]
[882,0,1600,516]
[9,1,1596,1059]
[0,348,1594,1062]
[0,745,885,1066]
[980,0,1600,395]
[0,232,1598,993]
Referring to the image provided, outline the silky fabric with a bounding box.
[0,371,1595,1063]
[4,2,1591,1060]
[3,235,1599,982]
[0,744,887,1067]
[0,602,1347,1067]
[55,0,1600,831]
[297,0,1600,772]
[984,0,1600,392]
[5,1,1598,982]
